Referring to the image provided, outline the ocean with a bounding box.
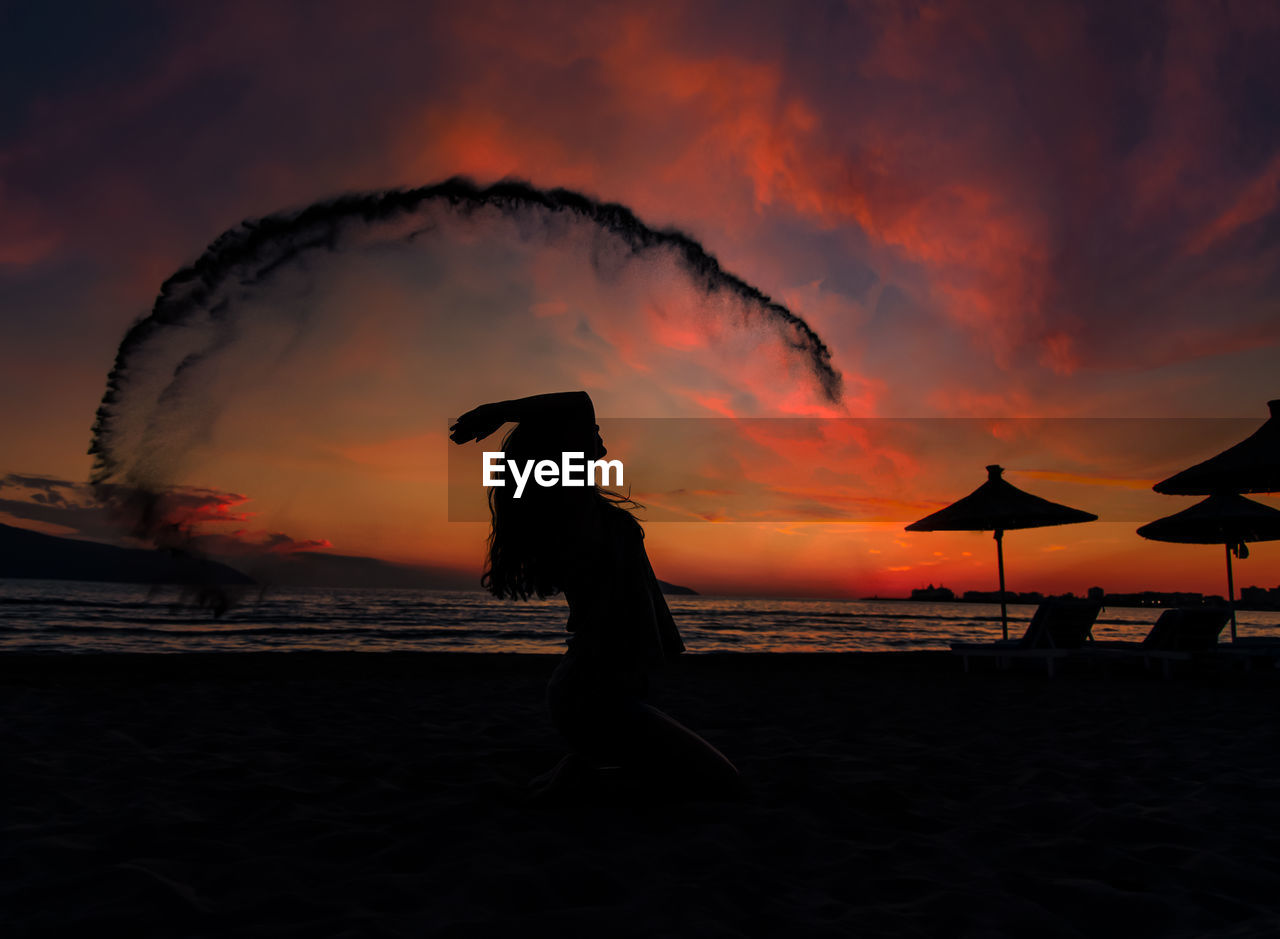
[4,579,1276,654]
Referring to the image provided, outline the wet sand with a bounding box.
[5,651,1280,937]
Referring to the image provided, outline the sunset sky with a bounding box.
[2,1,1278,598]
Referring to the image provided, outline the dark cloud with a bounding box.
[0,497,117,539]
[0,3,173,141]
[0,473,116,538]
[0,472,329,558]
[5,0,1280,487]
[1,472,77,492]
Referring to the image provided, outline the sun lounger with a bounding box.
[950,599,1102,677]
[1090,607,1230,678]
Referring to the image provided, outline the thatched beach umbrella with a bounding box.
[906,465,1098,640]
[1155,400,1280,495]
[1136,492,1280,641]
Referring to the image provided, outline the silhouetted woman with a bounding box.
[450,391,739,800]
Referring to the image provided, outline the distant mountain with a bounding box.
[657,579,698,595]
[0,523,253,585]
[0,522,694,594]
[234,551,475,590]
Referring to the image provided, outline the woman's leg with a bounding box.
[526,752,593,801]
[545,652,741,800]
[611,701,741,798]
[534,654,609,800]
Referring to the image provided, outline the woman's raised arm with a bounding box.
[449,391,595,444]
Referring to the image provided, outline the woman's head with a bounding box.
[482,419,637,599]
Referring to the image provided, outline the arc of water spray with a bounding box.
[89,177,845,540]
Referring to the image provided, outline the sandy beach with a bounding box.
[5,651,1280,937]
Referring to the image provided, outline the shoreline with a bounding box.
[3,647,1274,690]
[0,648,945,667]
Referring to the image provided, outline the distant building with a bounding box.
[1102,591,1215,608]
[1240,585,1280,610]
[1087,586,1104,603]
[911,583,954,601]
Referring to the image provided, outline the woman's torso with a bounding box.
[560,503,685,673]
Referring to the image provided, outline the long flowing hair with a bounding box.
[483,420,642,600]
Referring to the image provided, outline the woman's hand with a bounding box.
[450,392,595,444]
[449,402,509,444]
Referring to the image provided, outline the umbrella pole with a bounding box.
[1225,543,1237,642]
[995,528,1008,641]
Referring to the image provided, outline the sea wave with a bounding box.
[2,579,1268,654]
